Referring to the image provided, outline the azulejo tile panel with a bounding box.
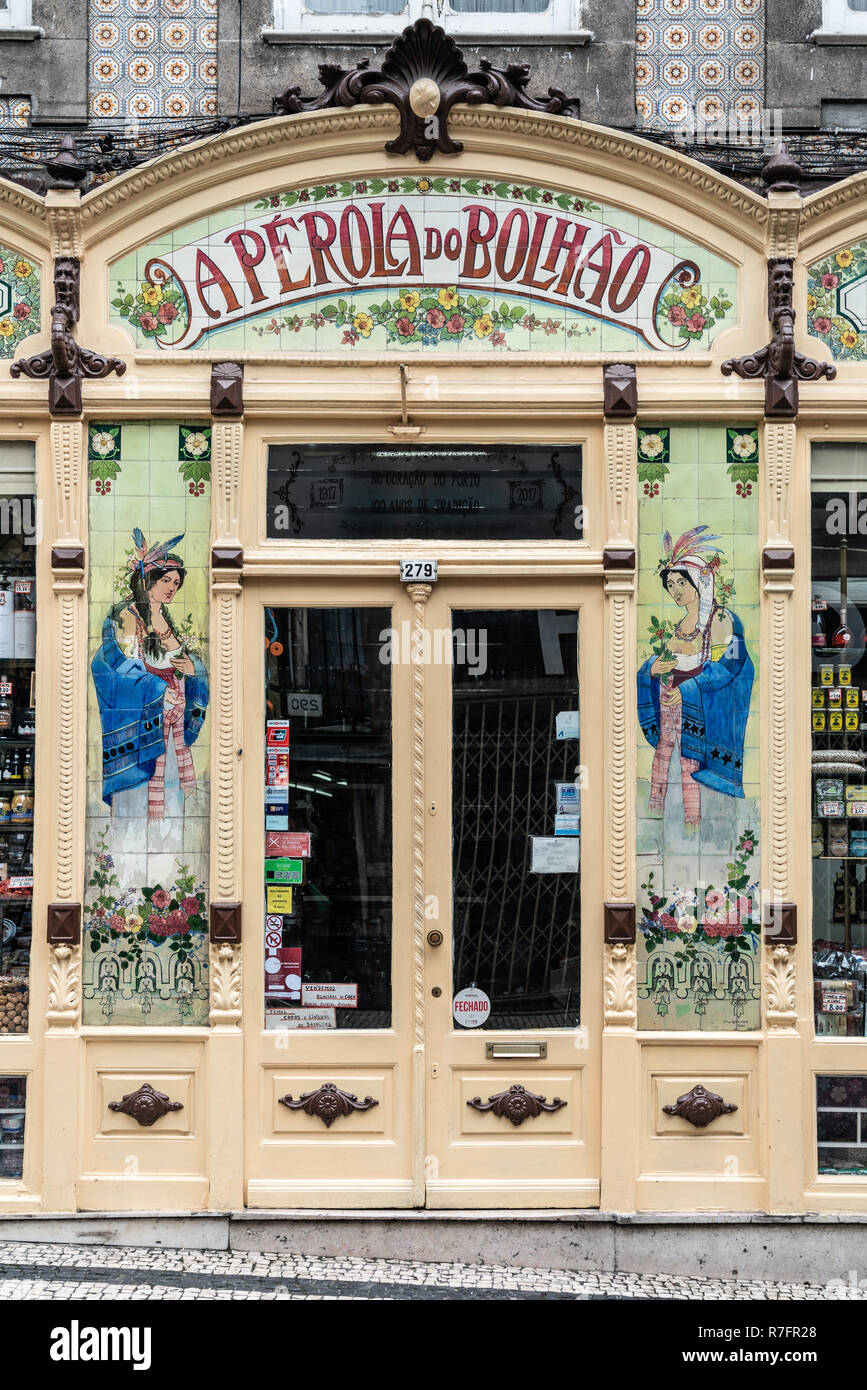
[0,248,39,358]
[636,423,761,1031]
[108,176,739,353]
[807,238,867,361]
[0,99,31,129]
[636,0,766,131]
[89,0,217,122]
[83,421,211,1026]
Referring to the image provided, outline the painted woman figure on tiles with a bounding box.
[91,529,208,822]
[637,526,753,827]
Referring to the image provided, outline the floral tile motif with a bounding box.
[89,0,217,121]
[638,427,671,497]
[0,247,39,359]
[807,239,867,361]
[89,424,123,491]
[726,426,758,498]
[178,426,210,496]
[636,0,766,131]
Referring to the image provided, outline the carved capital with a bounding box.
[210,942,242,1027]
[765,942,797,1029]
[46,944,80,1028]
[604,942,637,1028]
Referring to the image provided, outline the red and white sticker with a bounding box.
[264,945,301,999]
[266,720,291,747]
[266,831,311,858]
[453,986,491,1028]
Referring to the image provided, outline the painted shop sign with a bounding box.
[110,177,737,353]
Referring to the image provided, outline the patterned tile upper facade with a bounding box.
[636,0,766,130]
[89,0,218,122]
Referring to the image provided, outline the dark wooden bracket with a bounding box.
[210,361,244,418]
[10,255,125,416]
[211,546,243,571]
[604,902,636,944]
[47,901,81,946]
[603,362,637,418]
[763,901,797,945]
[721,256,836,419]
[210,901,242,945]
[762,547,795,571]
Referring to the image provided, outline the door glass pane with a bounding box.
[451,609,580,1029]
[264,608,392,1030]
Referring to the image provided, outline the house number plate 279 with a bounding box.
[400,559,438,583]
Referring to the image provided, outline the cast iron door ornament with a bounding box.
[274,17,579,162]
[467,1083,567,1126]
[10,255,126,415]
[108,1082,184,1127]
[662,1083,738,1129]
[278,1081,379,1127]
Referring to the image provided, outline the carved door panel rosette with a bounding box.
[467,1083,566,1126]
[108,1082,184,1127]
[662,1083,737,1129]
[278,1082,379,1128]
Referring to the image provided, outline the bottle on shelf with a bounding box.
[21,750,32,783]
[0,678,13,735]
[812,600,828,649]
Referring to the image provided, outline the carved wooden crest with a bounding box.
[108,1082,183,1127]
[721,256,836,418]
[467,1083,567,1126]
[278,1081,379,1127]
[662,1083,737,1129]
[10,255,126,415]
[274,18,580,162]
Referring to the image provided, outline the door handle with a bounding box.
[426,929,444,947]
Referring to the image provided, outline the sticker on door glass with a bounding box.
[453,985,491,1028]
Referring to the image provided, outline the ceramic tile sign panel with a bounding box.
[107,178,738,354]
[89,0,218,122]
[807,238,867,362]
[82,421,211,1026]
[0,249,39,359]
[636,0,765,132]
[635,424,761,1031]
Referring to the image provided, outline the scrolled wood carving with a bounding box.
[46,944,80,1026]
[604,942,637,1026]
[274,18,579,161]
[210,943,242,1026]
[108,1082,184,1127]
[662,1083,737,1129]
[467,1083,566,1126]
[766,943,797,1028]
[278,1082,379,1127]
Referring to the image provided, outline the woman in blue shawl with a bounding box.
[637,526,753,826]
[91,529,208,820]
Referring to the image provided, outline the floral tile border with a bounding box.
[807,239,867,361]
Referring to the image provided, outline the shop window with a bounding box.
[0,1075,26,1178]
[811,443,867,1035]
[818,1075,867,1173]
[266,444,582,542]
[264,608,393,1030]
[268,0,582,37]
[814,0,867,40]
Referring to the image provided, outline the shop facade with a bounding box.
[1,58,867,1217]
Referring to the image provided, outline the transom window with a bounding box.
[268,0,583,38]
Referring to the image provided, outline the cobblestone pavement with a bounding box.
[0,1241,862,1299]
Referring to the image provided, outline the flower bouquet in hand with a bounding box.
[648,615,676,663]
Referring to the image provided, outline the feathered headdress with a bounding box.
[129,528,185,586]
[658,525,723,574]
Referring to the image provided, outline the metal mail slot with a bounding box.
[485,1042,547,1059]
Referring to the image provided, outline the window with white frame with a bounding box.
[0,0,34,29]
[815,0,867,40]
[269,0,584,38]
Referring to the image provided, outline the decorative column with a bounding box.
[599,365,639,1213]
[407,581,431,1207]
[42,415,88,1210]
[206,372,245,1209]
